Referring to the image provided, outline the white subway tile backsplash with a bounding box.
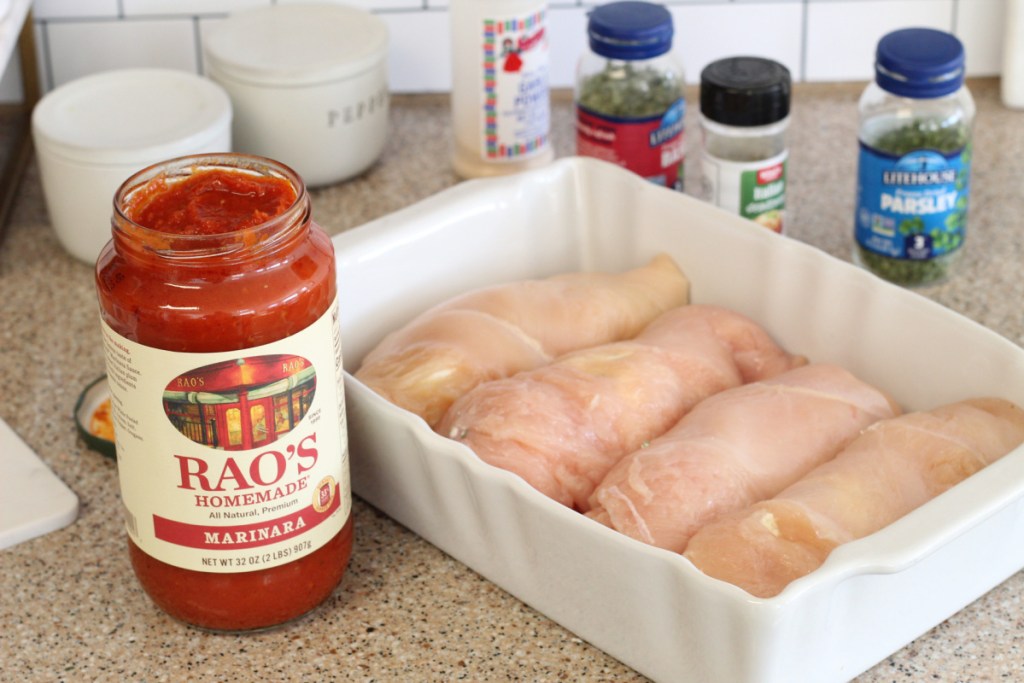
[549,6,589,89]
[381,9,451,92]
[31,0,120,20]
[43,17,199,90]
[672,2,804,83]
[278,0,425,11]
[122,0,271,16]
[195,16,229,75]
[638,0,727,4]
[804,0,954,82]
[16,0,1008,98]
[955,0,1004,76]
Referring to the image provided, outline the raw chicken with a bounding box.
[586,363,901,552]
[683,398,1024,598]
[355,254,689,427]
[439,305,807,510]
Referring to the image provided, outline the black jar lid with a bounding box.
[700,56,791,127]
[587,1,674,61]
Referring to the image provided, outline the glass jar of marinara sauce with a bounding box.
[95,153,353,631]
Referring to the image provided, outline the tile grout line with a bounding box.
[799,0,809,83]
[192,16,203,76]
[38,19,52,94]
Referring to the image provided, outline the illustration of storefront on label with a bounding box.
[163,354,317,451]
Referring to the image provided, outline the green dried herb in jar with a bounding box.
[578,62,683,118]
[853,28,975,287]
[871,119,970,157]
[574,1,686,190]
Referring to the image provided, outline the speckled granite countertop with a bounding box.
[2,80,1023,683]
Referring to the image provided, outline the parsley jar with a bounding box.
[853,28,975,287]
[575,1,686,190]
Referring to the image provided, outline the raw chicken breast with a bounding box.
[438,305,806,510]
[586,364,901,552]
[355,254,689,428]
[684,398,1024,598]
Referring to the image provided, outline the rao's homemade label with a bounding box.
[855,143,970,262]
[101,299,350,574]
[702,152,787,233]
[576,99,686,190]
[478,10,550,162]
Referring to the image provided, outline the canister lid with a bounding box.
[700,56,791,126]
[874,27,965,98]
[31,68,232,166]
[587,1,674,61]
[203,3,389,87]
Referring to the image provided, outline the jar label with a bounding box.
[700,151,787,233]
[576,99,686,190]
[854,142,970,260]
[100,298,350,573]
[477,10,550,161]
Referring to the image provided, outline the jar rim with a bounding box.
[112,153,310,265]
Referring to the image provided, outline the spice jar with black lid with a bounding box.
[853,27,974,287]
[575,1,686,190]
[699,56,791,234]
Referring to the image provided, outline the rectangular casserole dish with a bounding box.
[333,157,1024,683]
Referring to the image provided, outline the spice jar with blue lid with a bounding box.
[853,27,975,287]
[575,1,686,190]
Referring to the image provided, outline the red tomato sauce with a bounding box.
[96,161,353,631]
[128,168,297,235]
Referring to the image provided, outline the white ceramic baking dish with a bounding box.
[332,157,1024,683]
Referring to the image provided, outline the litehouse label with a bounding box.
[855,143,970,261]
[101,298,350,573]
[576,98,686,190]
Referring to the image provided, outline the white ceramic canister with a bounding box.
[202,3,390,188]
[31,68,232,263]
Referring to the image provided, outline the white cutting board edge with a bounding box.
[1,416,79,550]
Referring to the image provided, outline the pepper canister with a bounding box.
[203,3,390,187]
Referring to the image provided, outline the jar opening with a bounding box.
[113,153,310,264]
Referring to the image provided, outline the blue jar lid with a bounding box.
[587,1,674,61]
[875,27,965,98]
